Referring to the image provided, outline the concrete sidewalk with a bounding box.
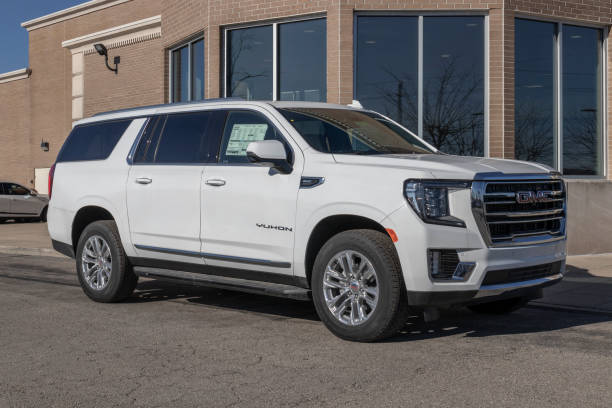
[0,221,610,314]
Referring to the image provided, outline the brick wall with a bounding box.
[0,78,31,187]
[83,37,164,117]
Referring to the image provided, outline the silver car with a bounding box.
[0,182,49,223]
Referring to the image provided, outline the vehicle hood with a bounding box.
[332,153,554,179]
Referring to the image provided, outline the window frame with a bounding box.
[514,15,608,178]
[168,35,205,103]
[222,14,327,101]
[353,11,490,156]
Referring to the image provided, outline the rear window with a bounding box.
[57,119,132,162]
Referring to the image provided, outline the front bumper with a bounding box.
[381,197,566,307]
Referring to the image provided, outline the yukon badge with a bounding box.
[256,223,293,232]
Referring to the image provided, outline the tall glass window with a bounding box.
[355,16,418,133]
[227,25,273,100]
[423,16,484,156]
[170,37,205,103]
[562,25,602,175]
[514,19,556,168]
[355,15,485,156]
[278,19,326,101]
[226,18,326,101]
[515,19,604,176]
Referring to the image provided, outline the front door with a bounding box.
[7,183,39,214]
[126,111,215,261]
[201,109,303,277]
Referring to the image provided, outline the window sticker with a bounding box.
[226,123,268,156]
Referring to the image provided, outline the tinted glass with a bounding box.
[57,120,131,162]
[355,16,419,134]
[219,111,285,163]
[227,25,273,100]
[279,108,435,155]
[191,39,205,101]
[133,116,163,164]
[155,112,212,164]
[563,25,602,175]
[171,45,189,103]
[0,183,5,194]
[7,184,29,195]
[423,16,484,156]
[514,19,556,168]
[279,19,326,101]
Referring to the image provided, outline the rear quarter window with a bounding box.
[57,119,132,162]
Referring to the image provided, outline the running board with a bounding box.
[134,267,312,301]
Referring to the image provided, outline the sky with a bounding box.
[0,0,85,73]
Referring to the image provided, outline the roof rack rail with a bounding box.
[93,97,244,117]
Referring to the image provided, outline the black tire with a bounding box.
[311,229,409,342]
[40,206,48,223]
[75,220,138,302]
[467,297,528,315]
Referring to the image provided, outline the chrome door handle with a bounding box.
[205,179,226,186]
[135,177,152,185]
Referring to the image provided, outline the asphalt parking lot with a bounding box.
[1,249,612,407]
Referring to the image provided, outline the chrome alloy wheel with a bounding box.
[81,235,112,290]
[323,250,379,326]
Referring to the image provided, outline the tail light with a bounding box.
[48,163,56,200]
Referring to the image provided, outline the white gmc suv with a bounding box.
[48,100,566,342]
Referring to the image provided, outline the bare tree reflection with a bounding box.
[379,59,483,156]
[514,102,554,165]
[563,109,599,174]
[229,31,269,98]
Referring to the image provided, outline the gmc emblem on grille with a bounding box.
[515,190,555,204]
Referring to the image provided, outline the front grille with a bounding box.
[482,261,562,286]
[472,177,566,247]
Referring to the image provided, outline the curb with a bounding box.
[0,246,67,259]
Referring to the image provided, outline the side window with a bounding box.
[155,111,212,164]
[219,110,288,164]
[133,116,164,164]
[0,183,6,195]
[57,119,132,162]
[8,184,29,196]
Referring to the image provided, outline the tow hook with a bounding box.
[423,307,440,323]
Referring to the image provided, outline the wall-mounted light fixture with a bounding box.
[93,43,120,74]
[40,140,49,152]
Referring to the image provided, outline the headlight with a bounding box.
[403,180,470,227]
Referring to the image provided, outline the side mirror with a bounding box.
[246,140,292,174]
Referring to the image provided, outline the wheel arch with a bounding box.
[71,205,116,250]
[303,214,391,287]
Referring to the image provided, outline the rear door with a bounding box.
[126,111,216,262]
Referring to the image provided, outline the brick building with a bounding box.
[1,0,611,254]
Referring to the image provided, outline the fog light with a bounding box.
[428,249,475,282]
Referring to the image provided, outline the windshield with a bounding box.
[278,108,435,155]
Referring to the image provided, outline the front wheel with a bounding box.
[311,229,408,342]
[467,297,528,315]
[75,220,138,302]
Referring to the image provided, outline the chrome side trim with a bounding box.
[300,176,325,189]
[134,244,201,258]
[201,252,291,268]
[133,244,291,268]
[474,273,563,299]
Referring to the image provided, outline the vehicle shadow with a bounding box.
[130,262,612,341]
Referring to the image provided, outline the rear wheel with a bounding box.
[76,220,138,302]
[467,297,528,315]
[311,229,408,342]
[40,207,48,222]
